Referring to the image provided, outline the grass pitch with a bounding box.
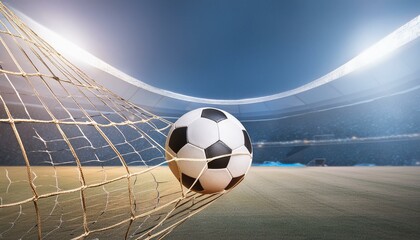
[169,167,420,240]
[1,167,420,239]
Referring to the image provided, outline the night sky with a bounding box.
[5,0,420,99]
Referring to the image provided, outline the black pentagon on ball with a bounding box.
[201,108,227,123]
[168,127,188,153]
[243,130,252,154]
[181,173,204,192]
[205,140,232,169]
[225,175,244,190]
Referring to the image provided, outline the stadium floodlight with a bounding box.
[342,15,420,77]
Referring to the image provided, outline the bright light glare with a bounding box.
[338,16,420,77]
[14,9,144,87]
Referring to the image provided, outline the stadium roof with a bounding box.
[2,10,420,120]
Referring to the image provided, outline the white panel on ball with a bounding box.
[227,146,252,178]
[174,108,202,128]
[177,143,208,178]
[199,169,232,193]
[177,143,206,159]
[187,118,219,149]
[218,119,245,150]
[178,160,207,179]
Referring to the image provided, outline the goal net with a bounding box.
[0,3,224,239]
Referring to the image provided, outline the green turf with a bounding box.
[168,167,420,240]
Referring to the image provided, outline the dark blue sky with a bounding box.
[6,0,420,99]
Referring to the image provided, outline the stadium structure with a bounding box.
[12,12,419,166]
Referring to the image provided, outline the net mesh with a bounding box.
[0,3,224,239]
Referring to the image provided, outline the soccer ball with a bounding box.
[165,108,252,194]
